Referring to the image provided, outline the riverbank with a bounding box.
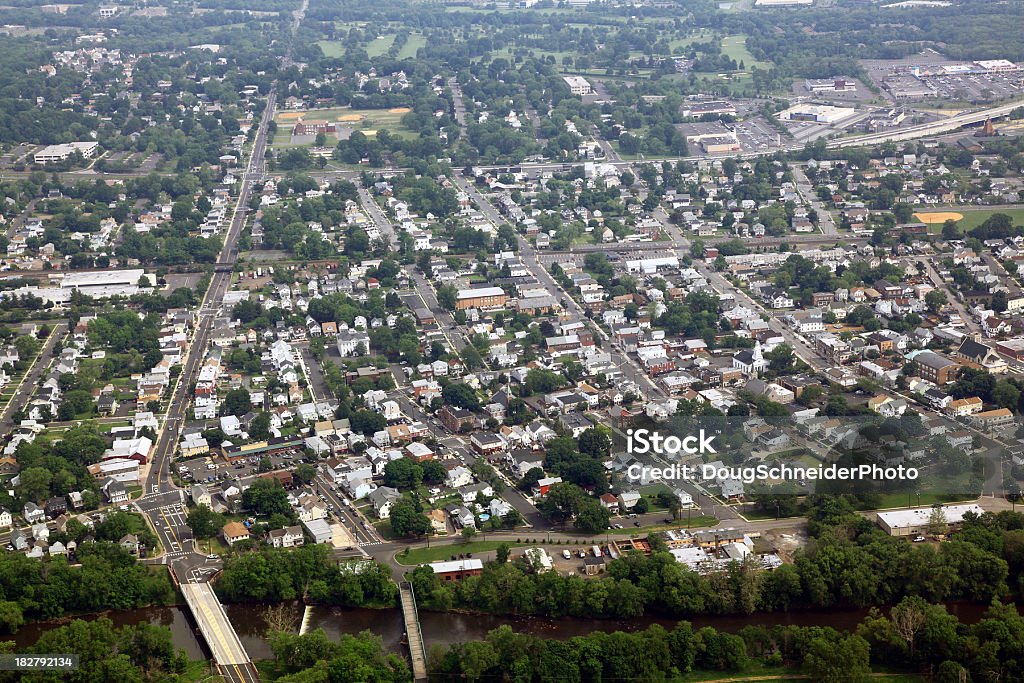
[7,598,1013,664]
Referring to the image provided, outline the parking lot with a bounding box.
[176,449,305,486]
[732,116,783,152]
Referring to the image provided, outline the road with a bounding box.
[0,322,66,432]
[357,187,466,353]
[313,473,382,546]
[916,256,980,335]
[791,165,837,235]
[144,87,275,499]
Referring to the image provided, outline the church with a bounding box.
[732,342,768,377]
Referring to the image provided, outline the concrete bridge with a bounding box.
[179,581,260,683]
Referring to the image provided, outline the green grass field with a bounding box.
[720,35,771,70]
[397,540,530,565]
[366,34,395,57]
[315,40,345,57]
[396,35,426,59]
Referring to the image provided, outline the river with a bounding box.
[6,601,1005,661]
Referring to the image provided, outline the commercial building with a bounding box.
[429,558,483,581]
[876,504,984,537]
[302,518,333,544]
[86,457,139,483]
[562,76,592,96]
[62,268,151,298]
[700,135,742,154]
[777,104,856,124]
[455,286,508,310]
[805,78,857,93]
[33,141,99,164]
[681,100,737,118]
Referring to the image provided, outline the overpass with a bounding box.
[399,582,428,682]
[180,582,259,683]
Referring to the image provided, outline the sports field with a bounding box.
[913,211,963,224]
[273,106,415,145]
[916,207,1024,231]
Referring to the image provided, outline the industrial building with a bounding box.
[876,504,984,537]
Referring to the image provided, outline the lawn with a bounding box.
[719,35,771,71]
[397,35,426,60]
[315,40,345,57]
[397,540,530,565]
[365,34,395,57]
[668,29,715,53]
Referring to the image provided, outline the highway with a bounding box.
[464,96,1024,175]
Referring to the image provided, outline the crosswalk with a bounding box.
[358,540,384,547]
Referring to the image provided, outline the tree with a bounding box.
[437,284,458,311]
[389,497,432,537]
[925,289,948,314]
[383,458,424,489]
[250,412,272,440]
[19,467,52,503]
[222,388,252,417]
[441,382,480,410]
[350,410,387,436]
[576,427,610,459]
[186,504,224,540]
[294,464,316,484]
[573,501,611,534]
[802,634,871,683]
[242,480,293,517]
[633,497,650,514]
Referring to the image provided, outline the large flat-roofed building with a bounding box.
[883,75,936,100]
[456,286,508,310]
[876,504,984,537]
[86,457,139,483]
[562,75,592,96]
[34,141,99,164]
[701,135,742,154]
[805,78,857,93]
[777,104,856,124]
[293,121,337,136]
[681,100,737,118]
[61,268,150,298]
